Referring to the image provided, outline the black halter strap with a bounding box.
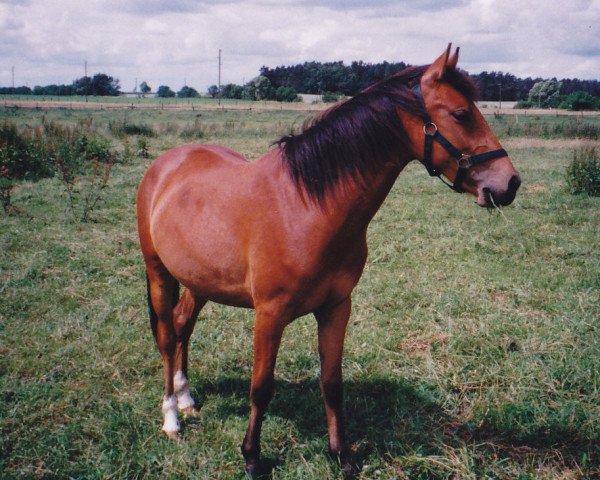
[412,82,508,193]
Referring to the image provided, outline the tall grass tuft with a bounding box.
[566,146,600,196]
[108,120,156,138]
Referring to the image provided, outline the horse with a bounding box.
[136,45,520,477]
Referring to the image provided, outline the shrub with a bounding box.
[322,91,343,103]
[559,91,600,111]
[179,119,206,140]
[0,122,55,212]
[566,147,600,196]
[514,100,534,109]
[0,121,117,220]
[177,86,200,98]
[156,85,176,98]
[108,120,155,138]
[275,86,300,102]
[50,125,116,221]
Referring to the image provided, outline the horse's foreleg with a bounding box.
[173,288,206,416]
[315,297,353,471]
[241,307,286,478]
[147,269,180,437]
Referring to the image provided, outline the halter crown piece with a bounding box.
[411,81,508,193]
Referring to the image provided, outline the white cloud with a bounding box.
[1,0,598,92]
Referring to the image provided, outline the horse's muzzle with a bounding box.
[478,174,521,207]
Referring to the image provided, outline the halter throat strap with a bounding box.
[412,82,508,193]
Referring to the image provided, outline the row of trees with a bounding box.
[0,73,120,96]
[260,60,408,96]
[206,76,300,102]
[2,63,599,108]
[515,79,600,110]
[259,61,600,106]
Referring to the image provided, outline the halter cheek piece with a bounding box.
[412,82,508,193]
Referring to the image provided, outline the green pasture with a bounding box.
[0,107,598,479]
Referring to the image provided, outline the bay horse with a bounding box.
[137,45,520,477]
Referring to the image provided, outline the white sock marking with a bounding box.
[174,370,196,411]
[161,394,180,433]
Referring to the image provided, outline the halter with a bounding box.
[412,82,508,193]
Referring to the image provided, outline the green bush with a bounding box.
[322,91,343,103]
[558,91,600,111]
[0,121,117,219]
[0,122,55,212]
[513,100,534,109]
[108,120,155,138]
[566,146,600,196]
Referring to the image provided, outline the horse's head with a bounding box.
[401,45,520,207]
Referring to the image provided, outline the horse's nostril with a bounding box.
[509,174,521,192]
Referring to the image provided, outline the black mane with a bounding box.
[277,65,478,200]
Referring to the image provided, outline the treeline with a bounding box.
[207,76,301,102]
[259,61,600,102]
[3,63,600,106]
[260,61,409,96]
[0,73,120,96]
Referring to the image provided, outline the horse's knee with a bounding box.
[250,378,274,410]
[155,325,176,357]
[321,378,343,407]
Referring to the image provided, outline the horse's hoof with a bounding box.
[245,462,269,479]
[341,461,358,479]
[180,406,200,417]
[163,430,179,440]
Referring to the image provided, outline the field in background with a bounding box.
[0,106,598,479]
[3,95,600,116]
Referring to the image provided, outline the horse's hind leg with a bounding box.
[173,288,206,416]
[146,266,181,437]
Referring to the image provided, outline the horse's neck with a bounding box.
[322,159,407,235]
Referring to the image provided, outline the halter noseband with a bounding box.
[412,82,508,193]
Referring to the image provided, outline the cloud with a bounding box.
[1,0,598,92]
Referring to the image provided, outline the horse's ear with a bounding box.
[447,46,460,70]
[422,43,453,83]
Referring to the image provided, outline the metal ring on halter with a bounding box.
[458,154,472,168]
[423,122,437,136]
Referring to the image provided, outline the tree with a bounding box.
[207,85,220,98]
[221,83,243,99]
[528,79,562,108]
[245,76,274,100]
[559,91,600,111]
[177,86,199,98]
[274,86,300,102]
[72,73,120,96]
[156,85,175,98]
[140,81,151,94]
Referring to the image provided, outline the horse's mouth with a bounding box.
[477,175,521,208]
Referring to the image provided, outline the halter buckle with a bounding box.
[423,122,437,137]
[458,154,472,168]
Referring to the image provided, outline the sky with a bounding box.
[1,0,599,93]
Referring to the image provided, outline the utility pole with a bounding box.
[218,49,222,106]
[85,60,88,102]
[498,81,502,110]
[11,66,14,89]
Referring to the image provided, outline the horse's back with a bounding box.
[138,144,247,203]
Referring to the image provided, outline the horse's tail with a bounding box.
[146,272,180,338]
[146,272,159,338]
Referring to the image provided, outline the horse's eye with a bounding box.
[452,110,471,123]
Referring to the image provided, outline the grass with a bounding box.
[0,107,599,479]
